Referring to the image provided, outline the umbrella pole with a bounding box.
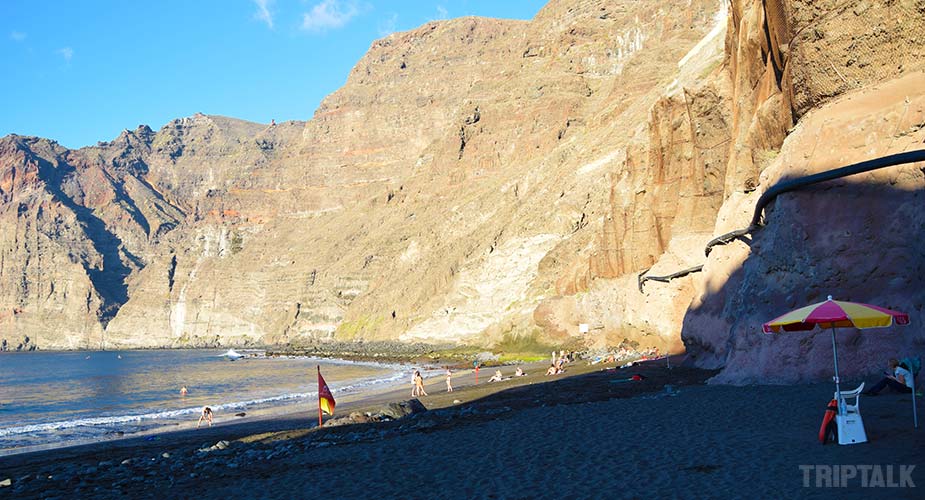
[913,376,918,429]
[830,327,842,407]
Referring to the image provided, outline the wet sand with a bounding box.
[1,358,922,499]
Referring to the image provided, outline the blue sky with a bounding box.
[1,1,543,149]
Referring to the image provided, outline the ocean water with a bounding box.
[0,350,404,453]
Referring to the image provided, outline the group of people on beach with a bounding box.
[546,350,574,375]
[408,364,530,396]
[489,366,528,382]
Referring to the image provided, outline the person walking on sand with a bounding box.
[198,406,213,428]
[411,370,419,397]
[414,370,428,397]
[446,368,453,392]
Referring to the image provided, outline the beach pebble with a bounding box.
[215,440,230,450]
[120,459,132,466]
[453,399,462,404]
[162,453,170,459]
[98,461,113,468]
[0,478,11,487]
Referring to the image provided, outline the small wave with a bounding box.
[0,370,405,438]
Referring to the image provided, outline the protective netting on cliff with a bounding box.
[781,0,925,115]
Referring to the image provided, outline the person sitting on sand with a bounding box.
[515,367,525,377]
[865,359,913,395]
[555,356,566,372]
[198,407,213,428]
[546,364,558,376]
[488,370,503,383]
[446,368,453,393]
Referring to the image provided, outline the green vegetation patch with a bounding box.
[335,315,384,340]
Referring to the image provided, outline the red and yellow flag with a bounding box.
[318,366,335,416]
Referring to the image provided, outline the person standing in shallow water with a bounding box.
[446,368,453,392]
[180,386,188,397]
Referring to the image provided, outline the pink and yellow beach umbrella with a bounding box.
[763,296,909,397]
[763,296,909,333]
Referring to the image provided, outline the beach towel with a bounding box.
[610,374,647,384]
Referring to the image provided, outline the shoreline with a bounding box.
[0,341,503,366]
[0,353,562,459]
[0,356,643,461]
[2,357,923,498]
[0,353,420,457]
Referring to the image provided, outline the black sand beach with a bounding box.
[1,358,922,499]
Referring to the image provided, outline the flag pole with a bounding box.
[317,365,323,428]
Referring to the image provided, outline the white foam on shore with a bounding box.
[0,369,406,439]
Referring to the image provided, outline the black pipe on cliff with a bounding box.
[638,149,925,292]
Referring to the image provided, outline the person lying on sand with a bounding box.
[488,370,503,382]
[198,407,213,428]
[546,364,559,376]
[515,367,525,377]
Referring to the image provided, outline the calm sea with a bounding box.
[0,350,404,454]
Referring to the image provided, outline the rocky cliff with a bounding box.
[541,0,925,383]
[2,0,924,384]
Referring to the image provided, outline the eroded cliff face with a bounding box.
[684,73,925,384]
[681,0,925,383]
[2,0,923,386]
[543,0,925,382]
